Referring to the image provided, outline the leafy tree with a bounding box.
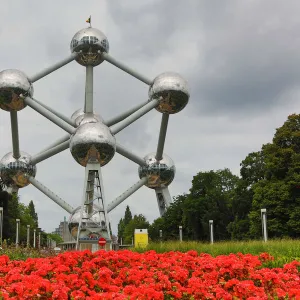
[124,206,132,226]
[148,217,165,241]
[123,214,149,244]
[47,233,63,244]
[28,200,38,228]
[117,218,125,243]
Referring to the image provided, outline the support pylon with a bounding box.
[76,158,111,251]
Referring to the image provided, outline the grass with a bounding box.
[133,239,300,268]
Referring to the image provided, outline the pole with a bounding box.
[209,220,214,244]
[10,111,21,159]
[16,219,20,248]
[159,229,162,246]
[33,229,36,248]
[27,225,30,247]
[84,65,94,113]
[38,231,41,249]
[261,208,268,242]
[179,226,182,242]
[0,207,3,248]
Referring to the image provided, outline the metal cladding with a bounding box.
[0,69,33,111]
[70,122,116,167]
[149,72,190,114]
[0,151,36,188]
[71,109,103,126]
[68,205,107,239]
[138,153,175,188]
[70,28,109,66]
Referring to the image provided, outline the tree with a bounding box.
[123,214,150,244]
[28,200,38,228]
[124,206,132,226]
[248,114,300,238]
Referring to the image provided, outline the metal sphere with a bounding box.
[70,28,109,66]
[0,152,36,188]
[68,205,107,239]
[70,122,116,167]
[138,153,176,189]
[71,109,103,126]
[0,69,33,111]
[149,72,189,114]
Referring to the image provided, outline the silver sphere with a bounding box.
[138,153,175,189]
[0,69,33,111]
[70,122,116,167]
[68,205,108,239]
[70,28,109,66]
[149,72,189,114]
[0,152,36,188]
[71,109,103,126]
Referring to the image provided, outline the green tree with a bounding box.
[248,114,300,238]
[148,217,165,241]
[124,205,132,226]
[28,200,38,228]
[123,214,150,244]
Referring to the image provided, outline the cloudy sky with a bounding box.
[1,0,300,235]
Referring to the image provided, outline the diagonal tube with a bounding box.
[28,53,78,83]
[10,111,20,159]
[110,99,159,134]
[23,97,75,134]
[155,113,169,161]
[35,134,71,156]
[105,100,149,127]
[31,98,76,127]
[31,140,70,165]
[107,177,147,213]
[116,143,147,166]
[84,65,94,113]
[101,52,153,85]
[27,176,74,213]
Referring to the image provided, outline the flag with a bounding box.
[86,16,91,24]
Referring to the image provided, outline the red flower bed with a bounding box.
[0,250,300,299]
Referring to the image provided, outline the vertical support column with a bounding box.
[33,229,36,248]
[27,225,30,247]
[261,208,268,242]
[0,207,3,248]
[38,230,41,249]
[209,220,214,244]
[179,225,183,242]
[16,219,20,248]
[84,65,94,113]
[155,187,172,216]
[10,111,20,159]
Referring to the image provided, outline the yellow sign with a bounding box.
[134,229,148,248]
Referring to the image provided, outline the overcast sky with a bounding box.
[1,0,300,235]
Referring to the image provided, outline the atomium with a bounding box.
[70,28,109,66]
[0,69,33,111]
[138,153,175,188]
[149,72,190,114]
[70,122,116,167]
[0,24,190,248]
[68,205,108,239]
[0,152,36,188]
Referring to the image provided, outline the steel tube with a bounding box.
[29,53,78,83]
[155,113,169,161]
[107,177,147,213]
[116,143,147,166]
[105,100,149,127]
[110,99,159,134]
[84,65,94,113]
[31,98,76,127]
[24,97,75,134]
[27,176,74,213]
[31,140,70,165]
[36,134,71,156]
[101,52,153,85]
[10,111,20,159]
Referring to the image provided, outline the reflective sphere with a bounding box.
[71,109,103,126]
[68,205,108,239]
[138,153,175,188]
[0,152,36,188]
[70,122,116,167]
[149,72,189,114]
[0,69,33,111]
[70,28,109,66]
